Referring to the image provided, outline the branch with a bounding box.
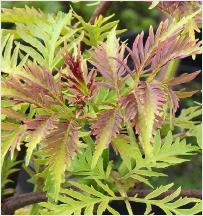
[2,190,201,215]
[1,192,47,215]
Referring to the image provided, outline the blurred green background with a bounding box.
[1,1,201,190]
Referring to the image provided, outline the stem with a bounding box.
[161,59,180,81]
[124,199,133,215]
[114,181,133,215]
[2,192,47,215]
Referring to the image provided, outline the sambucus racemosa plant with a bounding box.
[1,1,202,215]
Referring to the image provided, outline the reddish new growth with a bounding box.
[65,54,85,84]
[62,53,95,106]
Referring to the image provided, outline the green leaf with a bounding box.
[190,124,202,148]
[174,106,201,129]
[167,197,201,209]
[152,130,199,167]
[131,174,153,188]
[41,180,119,215]
[176,202,202,215]
[75,12,125,47]
[95,179,115,197]
[12,10,82,71]
[1,6,47,25]
[2,125,27,160]
[112,134,142,171]
[134,183,201,215]
[153,130,162,155]
[69,181,106,198]
[145,203,152,215]
[135,169,166,177]
[145,183,174,200]
[97,200,109,215]
[161,187,181,203]
[1,33,29,75]
[69,138,109,181]
[61,188,92,202]
[106,206,120,215]
[84,204,94,215]
[1,154,22,195]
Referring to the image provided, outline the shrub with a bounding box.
[1,1,202,215]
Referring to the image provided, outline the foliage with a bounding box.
[74,13,126,47]
[1,33,29,75]
[1,2,202,215]
[156,2,202,42]
[39,181,201,215]
[1,154,22,196]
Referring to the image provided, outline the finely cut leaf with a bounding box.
[62,53,96,105]
[40,180,118,215]
[152,131,199,167]
[131,174,153,188]
[1,6,46,25]
[167,71,201,86]
[112,134,142,170]
[157,2,201,45]
[75,13,125,47]
[25,116,58,166]
[91,108,122,169]
[136,183,201,215]
[2,125,27,160]
[91,27,127,89]
[1,154,22,195]
[135,82,166,157]
[125,11,201,75]
[2,64,64,109]
[44,121,81,200]
[1,33,29,75]
[6,9,83,70]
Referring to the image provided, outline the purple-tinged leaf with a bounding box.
[168,89,180,116]
[90,28,127,90]
[150,38,201,71]
[44,120,81,199]
[121,93,138,123]
[62,52,96,105]
[91,108,122,169]
[25,115,58,165]
[2,64,64,109]
[127,14,201,75]
[167,71,201,86]
[121,81,166,157]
